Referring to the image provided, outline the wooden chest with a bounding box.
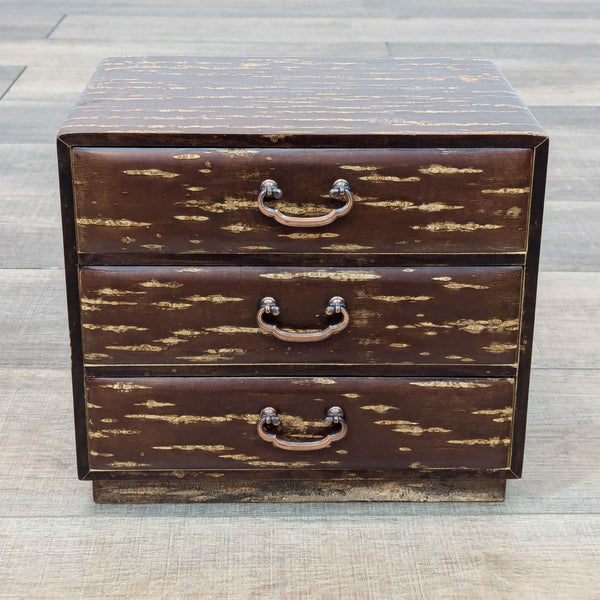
[57,57,548,503]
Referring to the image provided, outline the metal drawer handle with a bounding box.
[258,406,347,451]
[257,296,349,342]
[258,178,353,227]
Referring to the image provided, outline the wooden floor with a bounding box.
[1,1,599,598]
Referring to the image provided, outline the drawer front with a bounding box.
[80,266,522,366]
[86,377,515,472]
[73,147,532,255]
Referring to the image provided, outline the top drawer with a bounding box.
[72,147,532,256]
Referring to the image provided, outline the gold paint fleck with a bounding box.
[398,447,412,452]
[109,461,150,468]
[322,244,373,251]
[140,244,164,250]
[444,282,490,290]
[153,444,234,452]
[95,288,145,296]
[409,381,491,389]
[336,450,349,455]
[219,453,261,461]
[473,407,513,423]
[259,271,380,281]
[248,460,312,468]
[418,165,483,175]
[184,294,244,303]
[482,187,530,194]
[150,301,193,310]
[84,353,109,361]
[174,215,210,221]
[176,348,246,362]
[359,174,421,183]
[81,297,138,307]
[173,153,201,159]
[99,382,151,392]
[373,295,432,302]
[360,405,396,413]
[99,429,141,436]
[123,169,179,178]
[432,276,452,282]
[121,236,136,244]
[89,450,113,457]
[483,342,518,353]
[204,326,260,334]
[386,325,399,329]
[221,223,254,233]
[278,232,339,239]
[134,400,175,408]
[100,418,117,423]
[106,344,164,352]
[77,217,152,227]
[198,168,212,174]
[342,393,360,399]
[172,329,204,336]
[447,438,510,446]
[140,280,183,288]
[390,343,410,349]
[184,186,206,192]
[411,222,503,232]
[153,337,187,345]
[506,206,522,218]
[125,413,233,424]
[241,245,274,250]
[320,461,340,466]
[339,165,378,171]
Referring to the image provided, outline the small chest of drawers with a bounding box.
[58,57,548,503]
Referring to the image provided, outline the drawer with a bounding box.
[73,147,532,255]
[86,376,515,472]
[80,265,522,366]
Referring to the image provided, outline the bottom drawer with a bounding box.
[85,377,514,473]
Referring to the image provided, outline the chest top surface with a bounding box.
[58,57,546,147]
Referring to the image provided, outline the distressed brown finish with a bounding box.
[57,57,546,148]
[72,147,532,255]
[79,265,522,366]
[93,478,507,503]
[57,57,548,501]
[86,377,514,472]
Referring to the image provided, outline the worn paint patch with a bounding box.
[432,276,452,282]
[153,337,187,345]
[373,295,432,302]
[241,245,274,250]
[360,405,396,413]
[140,280,184,288]
[339,165,378,171]
[411,318,519,335]
[260,271,380,281]
[125,413,232,424]
[375,419,452,435]
[123,168,179,178]
[473,407,513,423]
[82,324,149,333]
[98,429,140,436]
[172,329,205,336]
[409,381,491,389]
[482,187,530,194]
[411,222,503,232]
[447,438,510,446]
[483,342,518,353]
[419,165,483,175]
[219,453,261,461]
[506,206,522,218]
[109,461,151,468]
[249,460,312,468]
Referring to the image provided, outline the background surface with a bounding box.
[0,1,599,598]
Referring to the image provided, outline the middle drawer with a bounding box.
[80,266,522,366]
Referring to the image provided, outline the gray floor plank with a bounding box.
[0,65,25,98]
[0,144,58,196]
[0,511,598,599]
[50,16,600,44]
[0,101,71,143]
[0,12,63,40]
[2,0,600,18]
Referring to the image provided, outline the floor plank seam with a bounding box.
[0,66,26,101]
[45,14,67,40]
